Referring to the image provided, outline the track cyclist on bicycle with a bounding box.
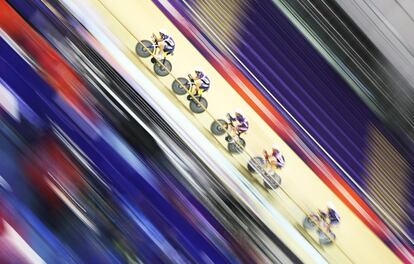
[188,68,210,100]
[152,29,175,61]
[318,202,341,229]
[263,145,285,170]
[227,109,249,137]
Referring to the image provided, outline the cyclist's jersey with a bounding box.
[197,73,210,90]
[235,115,249,129]
[328,209,340,224]
[270,150,285,168]
[162,35,175,51]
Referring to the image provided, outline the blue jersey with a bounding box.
[162,35,175,48]
[328,209,340,224]
[271,150,285,167]
[236,115,248,127]
[197,73,210,90]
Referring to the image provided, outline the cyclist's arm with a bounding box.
[226,113,236,122]
[263,150,270,161]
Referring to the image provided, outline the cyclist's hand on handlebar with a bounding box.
[188,75,195,85]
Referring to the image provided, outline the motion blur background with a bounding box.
[0,0,413,263]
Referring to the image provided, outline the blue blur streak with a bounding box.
[0,36,234,263]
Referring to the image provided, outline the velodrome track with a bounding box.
[58,0,401,263]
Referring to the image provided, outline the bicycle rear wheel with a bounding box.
[154,59,172,76]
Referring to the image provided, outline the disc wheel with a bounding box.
[228,137,246,154]
[303,216,317,230]
[189,97,208,113]
[263,171,282,189]
[318,230,335,245]
[172,78,190,95]
[135,40,154,58]
[210,119,228,135]
[247,156,265,173]
[154,59,172,77]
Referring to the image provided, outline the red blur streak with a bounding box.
[0,195,25,240]
[22,138,85,210]
[0,1,95,121]
[155,3,413,262]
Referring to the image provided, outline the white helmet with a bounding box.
[235,108,243,116]
[327,201,335,210]
[194,67,203,74]
[159,29,167,36]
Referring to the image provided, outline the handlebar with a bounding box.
[226,113,232,121]
[226,113,237,128]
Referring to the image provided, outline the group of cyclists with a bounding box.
[150,29,341,236]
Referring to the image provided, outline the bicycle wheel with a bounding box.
[318,230,335,245]
[303,217,317,230]
[263,171,281,189]
[154,59,172,77]
[171,78,189,95]
[210,119,228,136]
[247,156,265,173]
[228,137,246,154]
[189,97,207,113]
[135,40,154,58]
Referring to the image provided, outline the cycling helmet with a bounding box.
[272,144,278,150]
[194,67,203,74]
[235,108,243,116]
[327,201,335,210]
[159,29,168,36]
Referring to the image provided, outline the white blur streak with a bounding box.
[0,220,46,264]
[57,1,327,263]
[0,176,11,192]
[46,179,98,234]
[0,79,20,121]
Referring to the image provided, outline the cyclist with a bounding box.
[318,202,341,229]
[151,29,175,61]
[263,144,285,170]
[188,68,210,100]
[226,109,249,138]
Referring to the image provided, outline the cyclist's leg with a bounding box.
[237,125,248,137]
[164,45,174,56]
[156,42,165,60]
[263,159,272,171]
[196,88,204,98]
[187,83,197,100]
[228,125,237,137]
[188,80,201,98]
[269,159,277,171]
